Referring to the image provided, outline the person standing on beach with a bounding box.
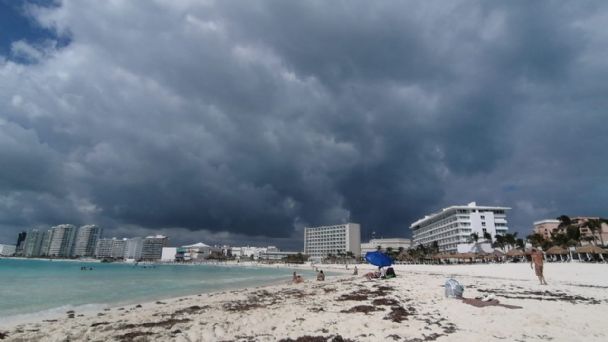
[530,248,548,285]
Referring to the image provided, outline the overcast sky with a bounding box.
[1,0,607,249]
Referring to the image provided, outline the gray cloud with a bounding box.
[1,1,607,247]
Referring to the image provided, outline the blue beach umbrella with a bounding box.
[365,251,393,267]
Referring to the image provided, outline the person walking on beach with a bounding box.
[530,248,548,285]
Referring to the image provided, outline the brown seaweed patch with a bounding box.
[140,318,190,329]
[173,305,209,316]
[279,335,356,342]
[372,298,400,306]
[341,305,384,314]
[116,330,155,341]
[0,331,8,340]
[477,289,601,304]
[384,306,410,322]
[91,322,110,327]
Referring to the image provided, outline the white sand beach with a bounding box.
[1,263,607,342]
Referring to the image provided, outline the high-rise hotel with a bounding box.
[410,202,510,253]
[304,223,361,258]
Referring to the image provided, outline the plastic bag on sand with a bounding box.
[445,278,464,298]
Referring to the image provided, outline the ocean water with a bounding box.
[0,258,318,323]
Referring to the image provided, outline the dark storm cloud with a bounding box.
[1,1,607,246]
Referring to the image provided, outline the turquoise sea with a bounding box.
[0,258,318,323]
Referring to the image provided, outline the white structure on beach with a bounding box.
[0,244,16,256]
[161,247,177,261]
[231,246,278,260]
[73,225,102,257]
[47,224,78,257]
[360,238,412,257]
[410,202,510,253]
[304,223,361,259]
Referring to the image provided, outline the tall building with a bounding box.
[124,237,144,260]
[39,230,52,256]
[410,202,510,253]
[303,223,361,259]
[73,225,103,257]
[95,238,127,259]
[15,231,27,256]
[23,229,45,257]
[141,235,168,261]
[47,224,78,257]
[533,220,560,240]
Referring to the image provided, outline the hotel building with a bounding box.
[304,223,361,258]
[73,225,103,257]
[360,238,411,257]
[23,229,44,257]
[141,235,168,261]
[0,244,16,256]
[47,224,78,257]
[124,237,144,260]
[410,202,510,253]
[533,220,560,240]
[96,238,127,259]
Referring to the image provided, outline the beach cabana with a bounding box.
[489,249,505,262]
[545,246,568,262]
[506,249,525,262]
[506,249,524,256]
[575,245,607,262]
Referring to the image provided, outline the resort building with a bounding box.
[571,217,608,245]
[73,225,103,257]
[15,231,27,256]
[141,235,168,261]
[533,220,560,240]
[39,230,52,257]
[410,202,510,253]
[0,244,16,256]
[23,229,45,257]
[124,237,144,260]
[161,247,177,262]
[303,223,361,259]
[230,246,278,260]
[360,238,411,257]
[258,250,301,261]
[47,224,78,257]
[95,238,127,259]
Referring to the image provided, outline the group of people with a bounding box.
[291,269,325,283]
[364,266,396,280]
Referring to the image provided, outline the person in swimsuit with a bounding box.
[530,248,548,285]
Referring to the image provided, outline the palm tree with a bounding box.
[581,218,605,246]
[483,231,492,242]
[526,233,545,247]
[503,232,517,251]
[493,234,505,251]
[469,233,479,243]
[556,215,572,229]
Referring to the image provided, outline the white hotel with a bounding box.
[409,202,510,253]
[304,223,361,259]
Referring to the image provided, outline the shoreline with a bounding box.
[0,262,342,329]
[1,263,607,341]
